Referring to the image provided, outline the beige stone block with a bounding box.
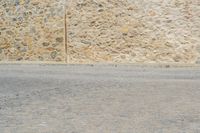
[0,0,65,62]
[67,0,199,64]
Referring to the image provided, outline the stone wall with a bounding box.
[67,0,200,64]
[0,0,65,62]
[0,0,199,64]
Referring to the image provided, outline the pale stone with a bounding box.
[67,0,199,64]
[0,0,199,64]
[0,0,65,62]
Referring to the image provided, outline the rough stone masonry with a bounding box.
[0,0,65,62]
[0,0,200,64]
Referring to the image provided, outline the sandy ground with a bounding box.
[0,65,200,133]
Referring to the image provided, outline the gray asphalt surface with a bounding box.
[0,65,200,133]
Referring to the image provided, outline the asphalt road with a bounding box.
[0,65,200,133]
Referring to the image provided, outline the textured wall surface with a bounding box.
[0,0,65,62]
[68,0,200,64]
[0,0,199,64]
